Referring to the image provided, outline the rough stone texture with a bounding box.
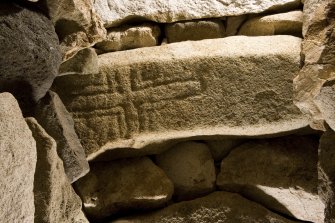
[96,23,161,53]
[318,127,335,223]
[75,157,174,221]
[0,93,36,223]
[59,48,99,75]
[165,19,225,43]
[217,135,324,223]
[155,141,216,200]
[52,36,308,160]
[293,0,335,130]
[239,11,303,36]
[205,138,245,162]
[112,192,298,223]
[225,15,247,36]
[315,83,335,131]
[35,91,89,183]
[26,118,88,223]
[39,0,106,61]
[94,0,301,28]
[0,2,61,105]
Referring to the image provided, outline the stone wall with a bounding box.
[0,0,334,222]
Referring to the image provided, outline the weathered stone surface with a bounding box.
[165,19,225,43]
[239,11,303,36]
[40,0,106,61]
[0,2,61,104]
[52,36,308,160]
[112,192,299,223]
[26,118,88,223]
[59,48,99,75]
[75,157,173,221]
[205,138,245,162]
[96,23,161,52]
[293,0,335,130]
[156,142,215,200]
[217,135,324,223]
[35,91,89,183]
[0,93,36,223]
[302,0,335,66]
[318,127,335,223]
[294,64,335,130]
[315,83,335,131]
[94,0,301,28]
[225,15,247,36]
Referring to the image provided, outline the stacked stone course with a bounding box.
[0,0,334,222]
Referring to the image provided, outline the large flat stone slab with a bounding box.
[94,0,301,28]
[0,93,36,222]
[52,36,308,160]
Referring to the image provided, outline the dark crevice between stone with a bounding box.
[0,80,36,117]
[4,0,47,17]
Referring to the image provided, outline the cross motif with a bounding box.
[71,64,204,140]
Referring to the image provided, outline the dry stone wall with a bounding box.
[0,0,334,222]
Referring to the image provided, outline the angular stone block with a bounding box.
[75,157,173,221]
[26,118,88,223]
[217,135,324,223]
[35,91,89,183]
[112,192,299,223]
[94,0,301,28]
[52,36,308,160]
[0,93,36,222]
[293,0,335,131]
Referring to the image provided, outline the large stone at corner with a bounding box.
[94,0,301,28]
[35,91,89,183]
[156,141,216,200]
[0,93,36,222]
[52,36,308,160]
[293,0,335,131]
[26,118,88,223]
[216,135,324,223]
[0,2,61,103]
[112,192,298,223]
[75,157,173,221]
